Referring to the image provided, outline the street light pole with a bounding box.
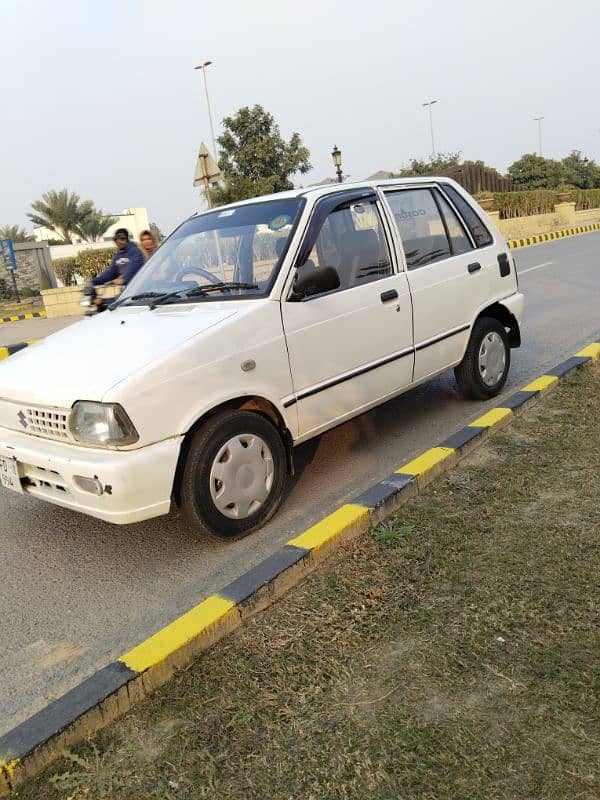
[194,61,217,160]
[423,100,438,159]
[533,116,544,157]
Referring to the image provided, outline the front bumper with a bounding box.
[0,427,183,524]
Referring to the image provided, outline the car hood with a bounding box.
[0,304,238,408]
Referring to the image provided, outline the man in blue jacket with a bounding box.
[92,228,144,288]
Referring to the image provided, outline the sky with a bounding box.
[1,0,599,236]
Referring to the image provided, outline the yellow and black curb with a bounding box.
[1,341,599,795]
[507,221,600,250]
[0,311,46,325]
[0,341,38,362]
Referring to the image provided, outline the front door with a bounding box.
[281,191,414,440]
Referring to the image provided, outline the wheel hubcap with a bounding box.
[209,434,274,519]
[478,332,506,387]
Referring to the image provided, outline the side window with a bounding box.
[442,185,493,247]
[435,191,473,255]
[304,201,392,292]
[385,189,451,269]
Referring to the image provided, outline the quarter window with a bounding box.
[442,185,493,247]
[385,189,451,269]
[303,200,392,292]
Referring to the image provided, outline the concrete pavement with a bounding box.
[1,232,599,736]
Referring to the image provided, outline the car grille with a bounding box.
[23,406,73,442]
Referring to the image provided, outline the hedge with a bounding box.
[52,247,115,286]
[474,188,600,219]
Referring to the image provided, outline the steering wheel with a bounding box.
[174,266,221,285]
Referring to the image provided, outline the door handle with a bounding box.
[468,262,481,274]
[380,289,398,302]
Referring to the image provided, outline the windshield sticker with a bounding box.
[218,209,236,217]
[353,204,366,214]
[268,214,292,231]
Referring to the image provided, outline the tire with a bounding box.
[180,410,287,539]
[454,316,510,400]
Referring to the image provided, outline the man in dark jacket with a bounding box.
[92,228,144,288]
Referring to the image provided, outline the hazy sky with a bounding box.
[1,0,598,235]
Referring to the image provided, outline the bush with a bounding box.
[52,247,115,285]
[492,190,557,219]
[572,188,600,211]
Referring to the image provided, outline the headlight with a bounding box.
[69,402,139,447]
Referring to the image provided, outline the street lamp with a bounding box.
[533,116,544,157]
[423,100,438,159]
[332,145,343,183]
[194,60,217,159]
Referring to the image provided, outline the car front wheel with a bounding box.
[455,316,510,400]
[180,410,288,539]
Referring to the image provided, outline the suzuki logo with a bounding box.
[17,410,27,428]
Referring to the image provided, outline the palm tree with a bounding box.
[28,189,94,244]
[0,224,33,242]
[76,210,118,243]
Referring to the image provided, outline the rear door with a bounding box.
[382,185,491,383]
[281,191,414,439]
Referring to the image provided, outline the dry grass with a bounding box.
[14,366,600,800]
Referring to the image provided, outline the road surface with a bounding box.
[1,232,599,735]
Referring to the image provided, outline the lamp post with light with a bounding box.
[332,145,343,183]
[194,60,217,159]
[422,100,438,159]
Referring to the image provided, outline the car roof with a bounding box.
[193,176,461,218]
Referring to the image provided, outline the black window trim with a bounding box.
[431,187,476,255]
[437,183,494,249]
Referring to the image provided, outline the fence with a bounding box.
[443,163,513,194]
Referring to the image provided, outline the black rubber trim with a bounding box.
[441,426,486,451]
[353,473,415,509]
[546,356,590,377]
[282,347,414,408]
[414,324,470,353]
[219,545,309,604]
[0,661,136,763]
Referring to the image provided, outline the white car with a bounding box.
[0,178,524,538]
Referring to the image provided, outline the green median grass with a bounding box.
[16,366,600,800]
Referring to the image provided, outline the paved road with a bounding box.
[1,232,599,735]
[0,315,75,346]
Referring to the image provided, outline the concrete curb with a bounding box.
[1,341,599,795]
[507,221,600,250]
[0,311,46,325]
[0,341,38,362]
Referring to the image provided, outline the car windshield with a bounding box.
[120,197,304,305]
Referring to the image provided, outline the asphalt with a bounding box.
[1,232,599,736]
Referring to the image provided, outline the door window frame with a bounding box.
[283,188,400,302]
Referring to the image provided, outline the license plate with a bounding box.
[0,455,23,494]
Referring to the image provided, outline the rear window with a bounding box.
[441,185,493,248]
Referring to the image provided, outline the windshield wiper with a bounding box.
[149,282,259,309]
[109,291,165,310]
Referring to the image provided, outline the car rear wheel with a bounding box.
[455,316,510,400]
[180,410,287,539]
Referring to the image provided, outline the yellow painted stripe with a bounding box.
[469,407,512,427]
[119,594,235,673]
[24,312,33,319]
[0,347,8,361]
[522,375,558,392]
[576,342,600,360]
[396,446,454,477]
[0,758,19,781]
[288,503,369,552]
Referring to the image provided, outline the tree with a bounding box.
[210,105,311,206]
[76,210,118,243]
[507,154,562,190]
[28,189,94,244]
[560,150,600,189]
[397,152,462,177]
[0,224,33,242]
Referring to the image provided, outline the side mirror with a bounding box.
[292,263,340,299]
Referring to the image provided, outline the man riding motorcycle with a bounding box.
[82,228,144,313]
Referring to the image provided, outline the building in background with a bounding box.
[33,207,150,245]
